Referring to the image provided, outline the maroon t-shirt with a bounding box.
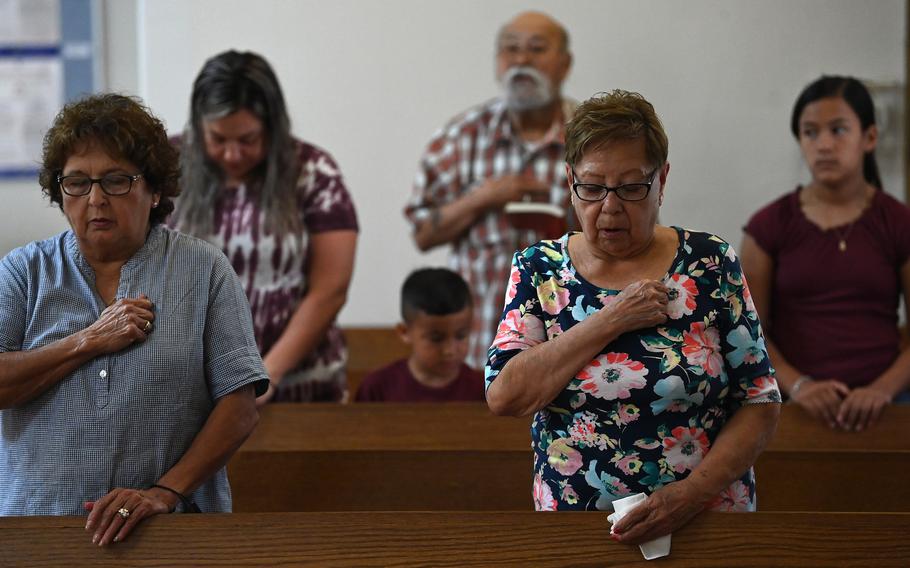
[744,187,910,387]
[355,359,485,402]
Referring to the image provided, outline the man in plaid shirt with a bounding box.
[405,11,576,370]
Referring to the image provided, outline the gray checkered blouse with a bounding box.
[0,225,268,515]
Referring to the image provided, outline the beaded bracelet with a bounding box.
[150,483,201,513]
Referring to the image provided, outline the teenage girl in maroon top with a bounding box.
[741,76,910,432]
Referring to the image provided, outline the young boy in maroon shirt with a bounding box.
[355,268,484,402]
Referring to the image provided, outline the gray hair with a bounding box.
[173,50,300,235]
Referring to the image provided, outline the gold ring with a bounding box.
[117,507,131,519]
[144,320,152,332]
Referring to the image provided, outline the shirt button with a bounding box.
[99,369,108,379]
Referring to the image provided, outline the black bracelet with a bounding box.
[149,483,201,513]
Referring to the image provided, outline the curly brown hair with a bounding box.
[565,90,668,170]
[39,93,180,225]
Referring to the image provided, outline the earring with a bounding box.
[152,201,159,208]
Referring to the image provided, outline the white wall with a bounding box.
[0,0,141,266]
[2,0,904,326]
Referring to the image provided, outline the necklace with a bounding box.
[801,185,871,253]
[831,221,858,252]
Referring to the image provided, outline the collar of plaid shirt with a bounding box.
[490,98,574,150]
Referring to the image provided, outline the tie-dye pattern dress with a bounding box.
[174,138,358,401]
[485,227,781,511]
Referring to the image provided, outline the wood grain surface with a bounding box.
[229,403,910,512]
[3,511,908,567]
[240,402,910,452]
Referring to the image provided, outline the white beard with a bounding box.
[501,66,554,112]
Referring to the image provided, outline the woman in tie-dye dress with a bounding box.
[485,91,781,547]
[172,50,358,403]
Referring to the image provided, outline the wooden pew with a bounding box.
[230,403,532,511]
[755,405,910,511]
[343,326,409,397]
[228,403,910,512]
[5,512,909,567]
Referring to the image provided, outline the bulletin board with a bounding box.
[0,0,99,178]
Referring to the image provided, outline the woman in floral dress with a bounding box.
[485,90,781,547]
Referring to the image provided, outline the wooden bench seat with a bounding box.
[5,511,909,567]
[228,403,910,512]
[343,327,410,397]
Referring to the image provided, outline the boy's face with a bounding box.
[399,307,473,378]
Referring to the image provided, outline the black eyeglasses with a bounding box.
[57,173,143,197]
[571,167,659,202]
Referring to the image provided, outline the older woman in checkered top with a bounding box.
[0,94,267,545]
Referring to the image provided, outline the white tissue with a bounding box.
[608,493,672,560]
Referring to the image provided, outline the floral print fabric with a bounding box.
[485,228,780,511]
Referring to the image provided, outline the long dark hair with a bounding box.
[174,50,300,235]
[790,75,882,189]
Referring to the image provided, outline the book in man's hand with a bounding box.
[504,201,567,240]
